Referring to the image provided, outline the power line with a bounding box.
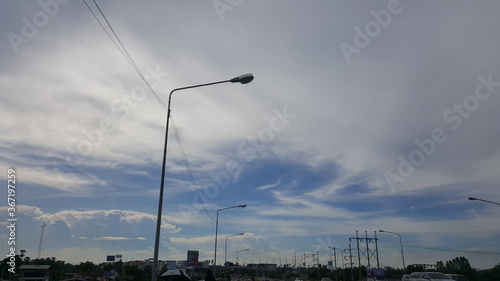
[379,240,500,256]
[402,243,500,256]
[82,0,213,219]
[171,117,213,220]
[82,0,167,111]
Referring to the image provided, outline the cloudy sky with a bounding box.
[1,0,500,270]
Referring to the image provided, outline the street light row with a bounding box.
[375,197,499,275]
[213,196,497,275]
[210,196,498,278]
[224,233,245,278]
[214,204,247,276]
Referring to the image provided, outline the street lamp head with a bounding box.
[467,197,500,206]
[230,73,254,84]
[239,204,247,208]
[378,230,385,232]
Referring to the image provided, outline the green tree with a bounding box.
[445,256,472,274]
[103,260,123,272]
[436,261,445,271]
[74,261,98,274]
[29,256,71,280]
[20,250,26,260]
[121,264,147,281]
[473,264,500,281]
[1,255,23,279]
[406,264,425,273]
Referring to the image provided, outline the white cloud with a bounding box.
[95,236,147,241]
[256,179,281,190]
[2,0,500,270]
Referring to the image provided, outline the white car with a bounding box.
[409,272,452,281]
[445,274,469,281]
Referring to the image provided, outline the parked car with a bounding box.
[367,268,388,281]
[320,278,332,281]
[409,272,451,280]
[401,274,410,280]
[445,274,469,281]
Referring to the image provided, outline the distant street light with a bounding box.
[236,249,250,265]
[225,233,245,278]
[468,197,500,206]
[378,230,406,273]
[151,73,254,281]
[214,205,247,277]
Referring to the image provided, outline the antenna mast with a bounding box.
[37,224,46,259]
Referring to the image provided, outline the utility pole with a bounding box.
[312,251,320,267]
[329,245,340,281]
[348,244,354,281]
[374,231,380,268]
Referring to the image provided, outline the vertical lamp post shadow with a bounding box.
[378,230,406,273]
[214,205,247,277]
[151,73,254,281]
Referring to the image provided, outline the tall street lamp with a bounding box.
[378,230,406,273]
[236,248,249,265]
[225,233,245,278]
[151,74,254,281]
[468,197,500,206]
[214,204,247,277]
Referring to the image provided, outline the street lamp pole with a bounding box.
[214,205,247,277]
[225,233,244,278]
[378,230,406,273]
[236,249,249,265]
[468,197,500,206]
[151,74,254,281]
